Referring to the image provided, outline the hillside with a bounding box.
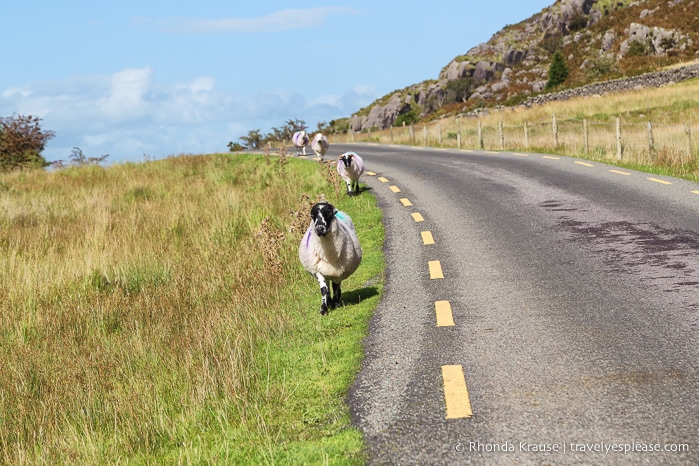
[343,0,699,132]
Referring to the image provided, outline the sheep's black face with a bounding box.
[311,202,337,237]
[340,153,354,168]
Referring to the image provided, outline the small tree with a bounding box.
[227,141,245,152]
[546,51,569,90]
[68,147,109,166]
[445,77,475,103]
[239,129,263,149]
[0,114,55,170]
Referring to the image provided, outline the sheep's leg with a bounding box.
[315,272,330,315]
[345,180,354,196]
[352,180,360,195]
[331,281,341,308]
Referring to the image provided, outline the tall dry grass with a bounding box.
[0,153,334,463]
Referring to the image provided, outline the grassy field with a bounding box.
[0,153,383,464]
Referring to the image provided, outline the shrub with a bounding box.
[627,40,648,57]
[546,51,569,90]
[395,110,420,127]
[0,114,55,170]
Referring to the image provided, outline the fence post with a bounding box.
[616,117,623,159]
[410,124,414,143]
[524,121,529,148]
[647,121,655,155]
[390,125,394,142]
[583,119,589,153]
[478,120,484,150]
[423,126,427,145]
[351,130,355,142]
[456,117,461,149]
[499,121,505,150]
[553,113,559,146]
[686,123,694,161]
[438,123,442,146]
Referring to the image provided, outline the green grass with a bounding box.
[0,153,383,464]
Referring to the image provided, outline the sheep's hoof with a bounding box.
[320,305,329,315]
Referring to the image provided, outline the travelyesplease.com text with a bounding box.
[454,440,690,455]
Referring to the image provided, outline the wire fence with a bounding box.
[330,114,698,167]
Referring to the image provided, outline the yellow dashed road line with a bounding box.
[366,171,376,176]
[575,161,594,167]
[648,177,672,185]
[610,169,631,176]
[390,185,401,193]
[542,155,560,160]
[412,212,425,222]
[513,153,529,157]
[442,365,473,419]
[692,191,699,195]
[400,198,413,207]
[428,260,444,279]
[378,176,390,183]
[421,231,435,245]
[435,300,455,327]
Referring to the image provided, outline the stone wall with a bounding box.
[520,63,699,107]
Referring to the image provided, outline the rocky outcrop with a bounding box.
[619,23,694,57]
[350,93,412,131]
[348,0,699,132]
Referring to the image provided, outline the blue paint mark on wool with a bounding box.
[335,211,347,222]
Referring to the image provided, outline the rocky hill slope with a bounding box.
[347,0,698,132]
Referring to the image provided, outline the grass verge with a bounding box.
[0,153,383,464]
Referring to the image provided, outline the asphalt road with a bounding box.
[331,143,699,465]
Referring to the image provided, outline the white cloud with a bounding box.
[0,67,376,163]
[134,7,358,34]
[102,67,154,120]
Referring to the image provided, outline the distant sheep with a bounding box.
[311,133,329,161]
[292,130,309,156]
[337,151,365,196]
[299,201,362,315]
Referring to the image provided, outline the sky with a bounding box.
[1,1,554,164]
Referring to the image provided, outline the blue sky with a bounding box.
[1,1,553,163]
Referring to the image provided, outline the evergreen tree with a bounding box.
[546,51,569,90]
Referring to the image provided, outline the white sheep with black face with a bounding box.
[337,151,364,196]
[291,130,309,156]
[311,133,329,161]
[299,201,362,315]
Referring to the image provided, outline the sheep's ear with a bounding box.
[332,208,338,216]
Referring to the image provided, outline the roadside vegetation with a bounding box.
[340,76,699,182]
[0,153,383,464]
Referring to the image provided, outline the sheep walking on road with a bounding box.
[337,151,365,196]
[311,133,329,161]
[292,130,310,156]
[299,201,362,315]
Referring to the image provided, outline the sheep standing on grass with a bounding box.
[292,130,309,156]
[337,151,365,196]
[311,133,329,161]
[299,201,362,315]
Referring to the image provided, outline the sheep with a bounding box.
[299,201,362,315]
[291,130,309,156]
[311,133,329,161]
[337,151,365,196]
